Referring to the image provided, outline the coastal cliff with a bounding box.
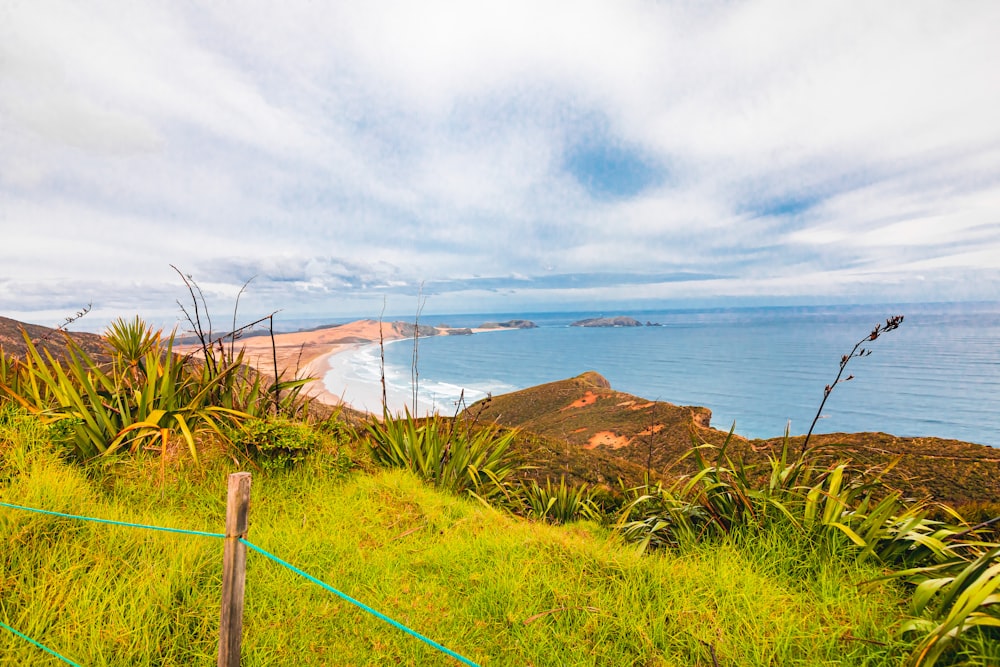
[465,371,1000,505]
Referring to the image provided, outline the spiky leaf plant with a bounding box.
[366,409,519,501]
[0,323,246,463]
[870,546,999,666]
[516,477,602,524]
[105,315,160,369]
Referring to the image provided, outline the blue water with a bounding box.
[360,303,1000,446]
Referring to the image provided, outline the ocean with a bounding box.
[323,302,1000,447]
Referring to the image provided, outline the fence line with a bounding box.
[0,620,81,667]
[0,496,481,667]
[0,501,225,538]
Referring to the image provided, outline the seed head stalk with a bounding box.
[801,315,904,454]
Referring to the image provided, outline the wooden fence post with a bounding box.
[218,472,252,667]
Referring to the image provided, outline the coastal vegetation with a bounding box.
[0,313,998,665]
[468,372,1000,511]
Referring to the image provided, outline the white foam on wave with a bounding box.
[323,339,514,416]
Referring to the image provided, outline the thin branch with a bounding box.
[948,514,1000,541]
[269,313,280,414]
[379,297,387,416]
[695,638,721,667]
[214,311,280,347]
[411,283,425,413]
[230,276,256,361]
[171,264,213,375]
[293,342,306,378]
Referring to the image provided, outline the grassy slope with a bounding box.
[0,410,914,666]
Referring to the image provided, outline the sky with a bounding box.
[2,0,999,331]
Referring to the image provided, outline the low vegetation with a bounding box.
[0,313,998,665]
[0,316,312,468]
[0,405,920,665]
[365,409,519,503]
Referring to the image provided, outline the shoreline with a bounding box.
[321,338,498,416]
[178,319,522,416]
[296,346,350,407]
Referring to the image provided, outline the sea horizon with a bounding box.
[323,301,1000,447]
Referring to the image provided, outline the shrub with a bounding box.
[227,417,320,471]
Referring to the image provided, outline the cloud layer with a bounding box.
[2,0,998,329]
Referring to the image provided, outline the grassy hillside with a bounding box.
[1,407,919,666]
[467,372,1000,506]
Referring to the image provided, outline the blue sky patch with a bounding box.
[564,139,666,200]
[744,194,822,218]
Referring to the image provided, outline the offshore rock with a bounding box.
[571,316,643,327]
[478,319,537,329]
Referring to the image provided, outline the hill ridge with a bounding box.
[466,372,1000,505]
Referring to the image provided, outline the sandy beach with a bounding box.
[178,320,399,409]
[178,319,504,414]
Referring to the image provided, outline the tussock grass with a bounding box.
[1,409,913,666]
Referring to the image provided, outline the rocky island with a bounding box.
[478,319,537,329]
[571,316,644,327]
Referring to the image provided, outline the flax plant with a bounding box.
[0,349,20,408]
[612,432,1000,665]
[613,313,1000,665]
[366,409,519,501]
[0,319,247,463]
[517,477,602,524]
[802,314,904,453]
[898,547,1000,666]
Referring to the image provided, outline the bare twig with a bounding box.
[171,265,214,375]
[463,393,493,431]
[411,283,425,413]
[440,388,466,468]
[839,633,888,647]
[293,342,306,378]
[214,312,280,348]
[522,606,601,625]
[644,399,661,478]
[389,525,425,542]
[379,297,387,415]
[269,313,279,414]
[697,640,721,667]
[230,276,256,361]
[948,514,1000,541]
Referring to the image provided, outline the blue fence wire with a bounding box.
[1,500,482,666]
[0,620,81,667]
[0,500,224,538]
[241,538,481,667]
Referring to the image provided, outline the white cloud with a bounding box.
[1,0,998,326]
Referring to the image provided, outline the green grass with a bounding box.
[0,408,916,666]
